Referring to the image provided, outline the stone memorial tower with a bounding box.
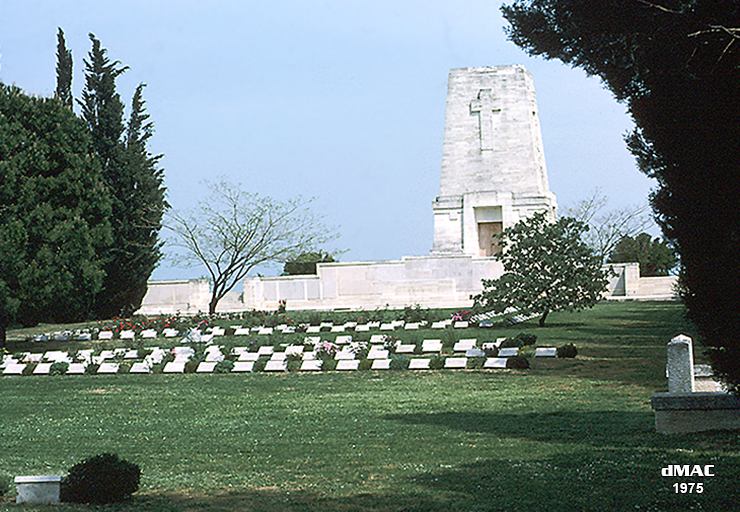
[432,65,557,256]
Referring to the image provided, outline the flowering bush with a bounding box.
[315,341,339,361]
[451,309,473,322]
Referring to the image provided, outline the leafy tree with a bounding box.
[472,212,608,327]
[608,233,678,277]
[167,178,339,315]
[0,84,111,346]
[79,33,166,318]
[55,28,73,109]
[501,1,740,391]
[564,188,653,264]
[283,251,336,275]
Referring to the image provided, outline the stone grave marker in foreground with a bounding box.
[651,334,740,433]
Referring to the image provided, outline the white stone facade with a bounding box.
[137,66,675,316]
[432,66,557,256]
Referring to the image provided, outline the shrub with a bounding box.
[358,359,373,371]
[50,361,70,376]
[322,359,338,371]
[214,360,234,373]
[429,355,445,370]
[60,453,140,504]
[22,363,37,376]
[286,359,302,372]
[467,357,485,369]
[501,332,537,348]
[390,354,410,370]
[557,343,578,358]
[506,355,530,370]
[184,360,199,373]
[0,472,12,497]
[117,363,132,374]
[253,359,267,372]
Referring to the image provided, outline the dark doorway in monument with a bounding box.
[478,221,503,256]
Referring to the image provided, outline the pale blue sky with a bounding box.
[0,1,655,280]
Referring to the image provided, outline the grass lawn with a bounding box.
[2,301,739,511]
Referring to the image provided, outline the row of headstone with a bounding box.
[2,338,558,372]
[2,343,558,375]
[29,318,482,343]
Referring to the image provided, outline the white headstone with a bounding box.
[239,352,260,361]
[498,347,519,357]
[409,358,430,370]
[422,340,443,352]
[264,360,286,372]
[33,363,52,375]
[667,334,695,393]
[196,362,218,373]
[371,359,391,370]
[444,357,468,369]
[129,362,151,374]
[120,330,135,340]
[336,360,360,371]
[3,363,25,375]
[453,340,477,352]
[232,361,254,373]
[97,362,120,374]
[396,344,415,354]
[535,347,557,357]
[300,360,322,371]
[484,358,508,369]
[66,363,87,374]
[163,362,185,373]
[15,475,62,504]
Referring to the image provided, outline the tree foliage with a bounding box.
[502,0,740,391]
[283,251,337,275]
[472,212,608,327]
[564,188,653,264]
[608,233,678,277]
[167,179,339,314]
[78,33,166,318]
[0,84,111,345]
[54,28,73,109]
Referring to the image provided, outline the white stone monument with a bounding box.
[667,334,695,393]
[432,65,557,256]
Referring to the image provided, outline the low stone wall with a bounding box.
[651,392,740,434]
[138,259,674,315]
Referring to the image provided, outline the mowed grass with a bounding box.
[2,301,740,511]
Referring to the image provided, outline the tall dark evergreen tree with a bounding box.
[55,28,73,109]
[118,83,168,314]
[501,0,740,391]
[0,84,112,346]
[79,34,166,318]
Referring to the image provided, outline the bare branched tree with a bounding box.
[166,178,340,314]
[563,188,654,264]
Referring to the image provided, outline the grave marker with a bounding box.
[409,359,430,370]
[445,357,468,369]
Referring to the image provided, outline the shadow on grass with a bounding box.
[384,410,657,448]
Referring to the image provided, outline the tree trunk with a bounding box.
[209,294,219,316]
[539,310,549,327]
[0,324,6,349]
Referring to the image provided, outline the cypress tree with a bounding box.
[79,34,166,318]
[55,28,73,109]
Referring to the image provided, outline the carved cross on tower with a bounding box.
[470,89,500,151]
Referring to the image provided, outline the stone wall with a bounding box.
[138,260,676,315]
